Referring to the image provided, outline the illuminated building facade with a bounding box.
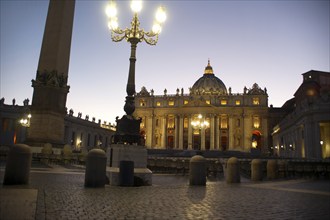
[272,70,330,159]
[0,99,114,153]
[134,60,269,153]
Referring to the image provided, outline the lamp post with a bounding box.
[191,114,209,150]
[106,0,166,145]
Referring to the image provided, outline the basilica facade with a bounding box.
[134,61,269,153]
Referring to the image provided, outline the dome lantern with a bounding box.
[204,59,214,75]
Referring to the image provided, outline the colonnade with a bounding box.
[141,113,267,152]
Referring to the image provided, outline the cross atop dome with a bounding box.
[204,59,214,75]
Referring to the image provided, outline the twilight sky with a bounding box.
[1,0,329,124]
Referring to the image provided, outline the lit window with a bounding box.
[167,117,174,129]
[253,97,260,105]
[184,100,189,105]
[156,101,161,106]
[253,116,260,128]
[139,100,146,106]
[221,116,228,129]
[235,100,241,105]
[168,100,174,106]
[221,100,227,105]
[206,100,211,105]
[307,89,315,96]
[184,118,188,128]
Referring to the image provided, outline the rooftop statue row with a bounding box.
[0,97,115,130]
[67,108,115,128]
[137,83,267,97]
[137,60,267,97]
[0,98,30,106]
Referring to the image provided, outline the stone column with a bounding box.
[161,116,167,148]
[210,115,215,150]
[145,115,153,147]
[228,115,234,150]
[188,117,193,150]
[179,115,184,149]
[174,115,179,149]
[201,127,205,150]
[215,115,220,150]
[28,0,76,147]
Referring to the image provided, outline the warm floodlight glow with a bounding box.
[106,2,117,18]
[155,6,166,23]
[131,0,142,13]
[152,23,161,34]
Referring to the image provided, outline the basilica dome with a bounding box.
[190,60,227,95]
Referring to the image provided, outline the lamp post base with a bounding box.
[112,115,142,145]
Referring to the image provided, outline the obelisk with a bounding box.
[27,0,75,148]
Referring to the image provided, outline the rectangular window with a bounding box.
[168,100,174,106]
[156,101,161,106]
[99,136,103,147]
[235,100,241,105]
[140,119,145,129]
[94,135,97,146]
[184,100,189,105]
[221,100,227,105]
[87,134,90,147]
[184,118,188,129]
[168,117,174,129]
[71,132,75,145]
[253,97,260,105]
[206,100,211,105]
[139,100,146,107]
[221,116,228,129]
[253,116,260,128]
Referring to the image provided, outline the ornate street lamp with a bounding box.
[191,114,209,150]
[106,0,166,144]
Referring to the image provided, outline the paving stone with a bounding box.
[0,167,329,219]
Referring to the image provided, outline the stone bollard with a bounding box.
[84,149,107,187]
[277,160,287,178]
[3,144,32,185]
[267,159,278,180]
[119,160,134,187]
[189,155,207,186]
[251,159,263,181]
[226,157,240,184]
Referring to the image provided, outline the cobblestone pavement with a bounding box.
[0,166,330,220]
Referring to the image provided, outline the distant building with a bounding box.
[0,98,115,153]
[134,60,270,153]
[272,70,330,159]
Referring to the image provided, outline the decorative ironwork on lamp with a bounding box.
[106,0,166,145]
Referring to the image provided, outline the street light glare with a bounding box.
[106,2,117,18]
[152,23,161,34]
[155,6,166,23]
[131,0,142,13]
[108,19,118,30]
